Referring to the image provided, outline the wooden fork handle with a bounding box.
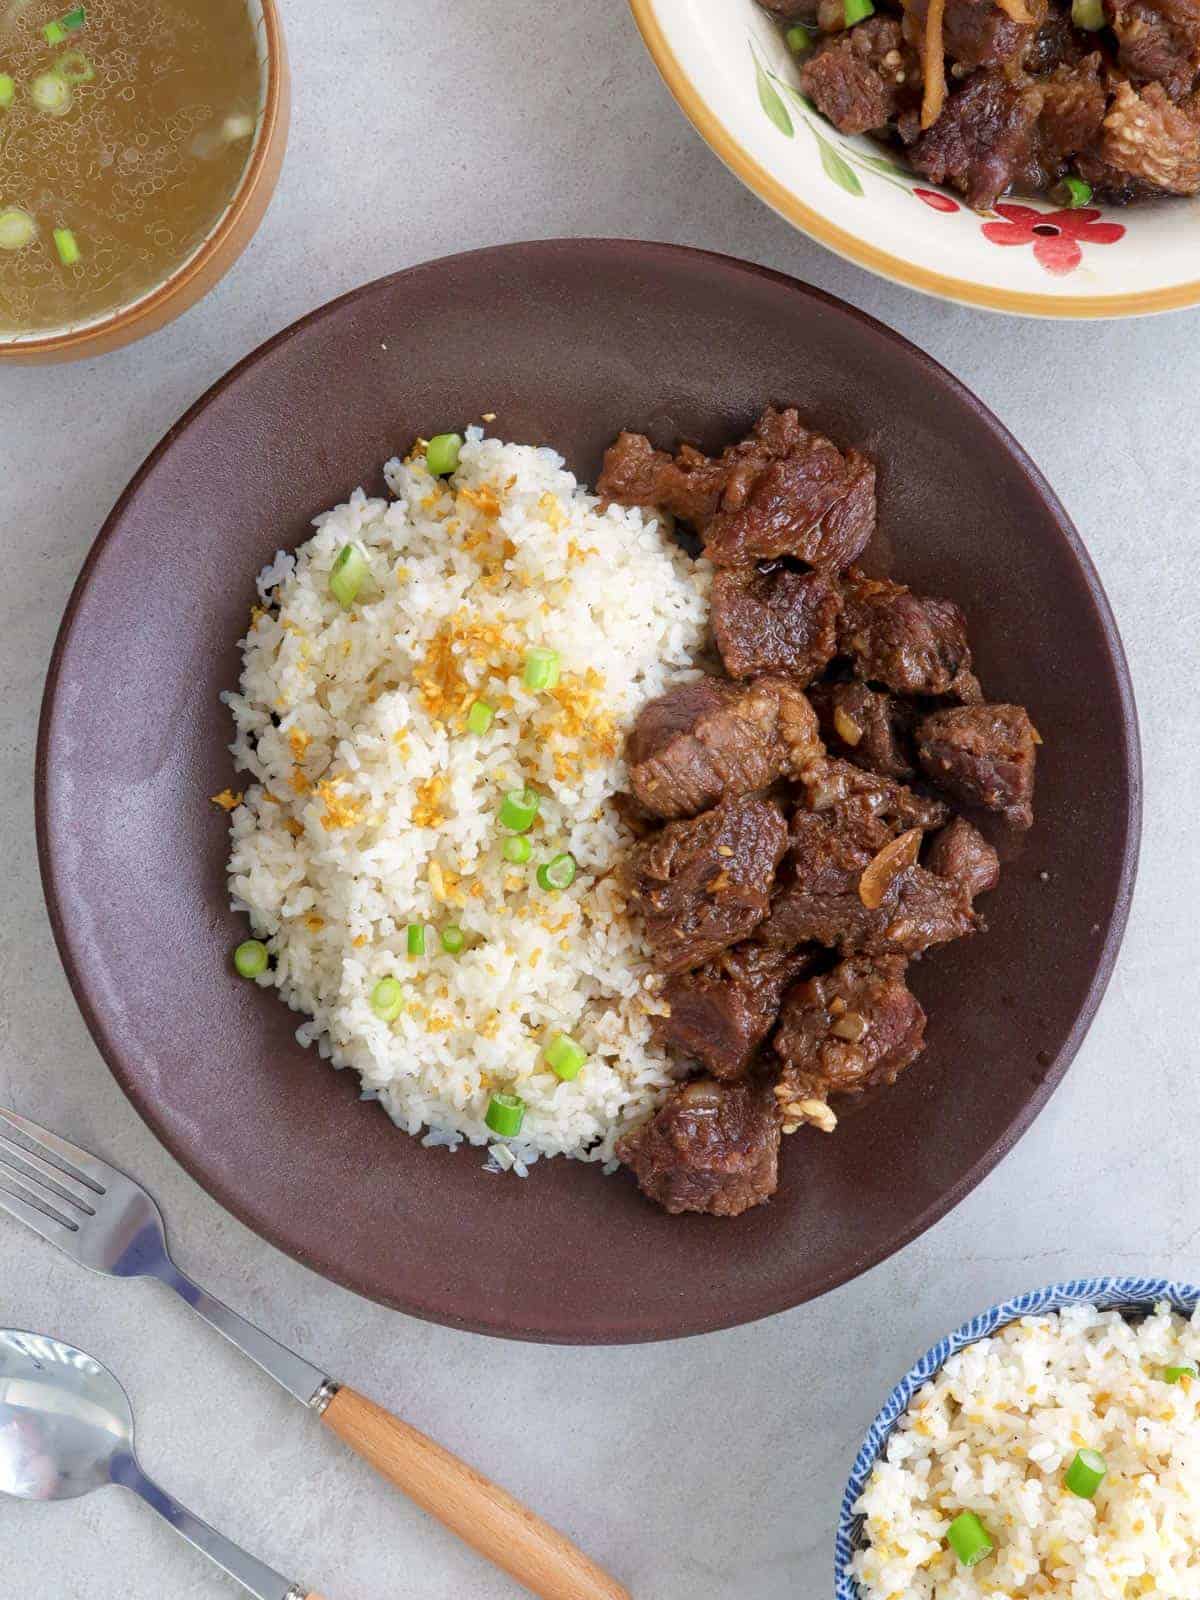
[320,1386,629,1600]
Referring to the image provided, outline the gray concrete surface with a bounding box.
[2,3,1197,1596]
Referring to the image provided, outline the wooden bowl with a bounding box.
[0,0,289,365]
[36,241,1140,1342]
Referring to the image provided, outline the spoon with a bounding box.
[0,1328,324,1600]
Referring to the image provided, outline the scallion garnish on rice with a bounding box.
[1164,1364,1197,1383]
[499,787,539,832]
[1064,1448,1107,1499]
[545,1034,586,1081]
[485,1092,525,1137]
[537,852,576,892]
[406,924,426,958]
[466,699,495,735]
[233,939,269,978]
[425,432,462,476]
[370,976,405,1021]
[523,646,560,691]
[946,1511,993,1567]
[329,542,368,609]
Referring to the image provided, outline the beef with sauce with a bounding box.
[711,564,842,684]
[756,0,1200,206]
[626,674,823,820]
[616,1078,782,1217]
[604,407,1036,1218]
[660,943,814,1080]
[773,955,927,1130]
[838,570,979,700]
[628,792,789,974]
[601,407,877,571]
[808,681,917,781]
[916,703,1039,828]
[924,815,1001,900]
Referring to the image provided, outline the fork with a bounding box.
[0,1106,629,1600]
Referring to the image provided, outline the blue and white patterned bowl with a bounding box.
[834,1276,1200,1600]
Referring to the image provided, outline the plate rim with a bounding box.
[628,0,1200,321]
[34,239,1143,1340]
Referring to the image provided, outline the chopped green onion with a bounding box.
[55,49,94,82]
[843,0,875,22]
[43,19,67,42]
[369,976,405,1021]
[426,432,462,476]
[502,834,531,864]
[523,647,561,692]
[329,542,368,608]
[0,208,36,251]
[30,71,72,115]
[485,1091,525,1137]
[499,787,539,833]
[1052,175,1093,208]
[785,22,814,50]
[537,852,577,892]
[440,925,465,955]
[1072,0,1106,27]
[545,1033,587,1081]
[466,699,495,735]
[0,75,15,108]
[53,227,79,267]
[233,939,269,978]
[1064,1449,1107,1499]
[1164,1364,1198,1383]
[61,6,87,30]
[946,1511,993,1568]
[407,923,427,958]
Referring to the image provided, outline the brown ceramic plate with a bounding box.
[36,241,1139,1343]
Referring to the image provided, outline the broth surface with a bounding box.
[0,0,261,336]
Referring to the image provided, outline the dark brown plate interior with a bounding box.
[36,241,1140,1343]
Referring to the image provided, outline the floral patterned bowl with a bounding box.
[834,1276,1200,1598]
[629,0,1200,317]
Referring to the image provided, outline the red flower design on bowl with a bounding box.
[981,202,1126,276]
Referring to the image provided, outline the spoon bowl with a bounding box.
[0,1327,308,1600]
[0,1330,132,1503]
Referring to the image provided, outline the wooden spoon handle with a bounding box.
[320,1386,629,1600]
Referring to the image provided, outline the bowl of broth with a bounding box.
[0,0,288,361]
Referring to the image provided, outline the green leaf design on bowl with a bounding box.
[752,47,794,136]
[814,131,864,196]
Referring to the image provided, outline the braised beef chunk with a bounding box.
[616,1078,781,1216]
[756,763,968,956]
[1089,80,1200,194]
[917,703,1038,828]
[925,816,1001,900]
[630,794,789,974]
[809,682,916,781]
[711,565,842,683]
[1024,6,1082,69]
[627,675,823,820]
[838,570,974,698]
[760,846,977,957]
[908,71,1047,210]
[1039,54,1108,162]
[596,432,731,529]
[774,956,927,1121]
[661,944,812,1080]
[800,17,920,135]
[599,407,810,532]
[1109,0,1200,99]
[702,430,876,572]
[902,0,1035,69]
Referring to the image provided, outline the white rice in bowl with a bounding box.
[853,1302,1200,1599]
[220,429,710,1170]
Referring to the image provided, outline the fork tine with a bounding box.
[0,1132,98,1214]
[0,1108,109,1193]
[0,1171,80,1241]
